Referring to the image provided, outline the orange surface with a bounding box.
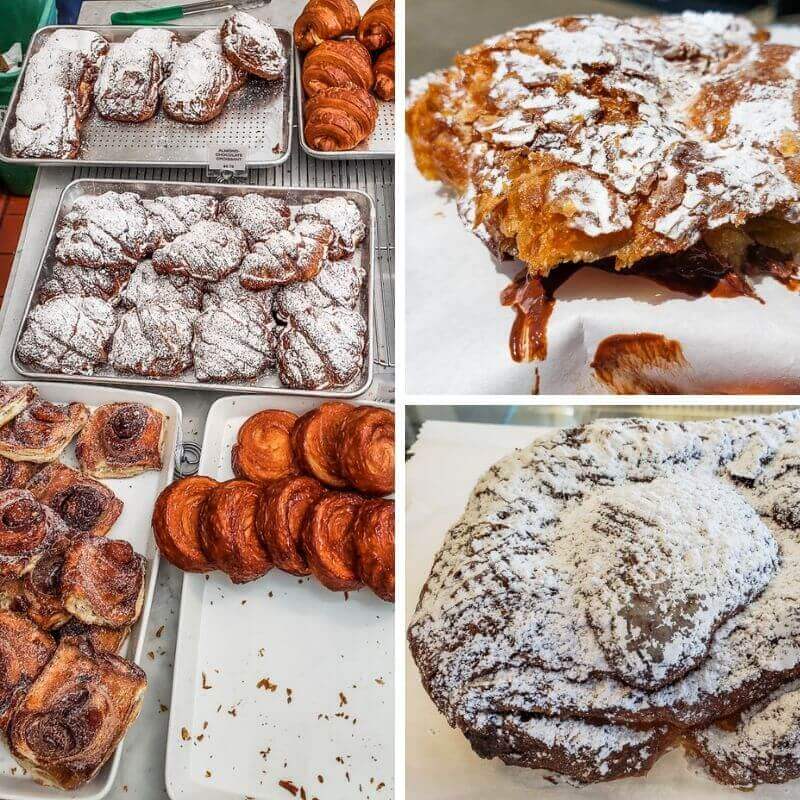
[0,192,28,304]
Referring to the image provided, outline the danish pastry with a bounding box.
[294,0,360,51]
[357,0,394,51]
[38,262,131,305]
[152,220,247,282]
[218,193,291,244]
[292,402,353,488]
[0,383,37,428]
[231,409,301,485]
[152,476,218,573]
[0,400,89,463]
[119,260,203,311]
[126,28,179,75]
[143,194,219,245]
[199,479,271,584]
[302,40,373,96]
[0,457,39,491]
[339,406,394,495]
[7,640,146,790]
[21,537,70,630]
[295,197,366,259]
[354,498,394,601]
[373,45,394,101]
[304,84,378,152]
[221,12,286,80]
[10,84,80,159]
[57,618,129,654]
[76,403,165,479]
[93,43,162,123]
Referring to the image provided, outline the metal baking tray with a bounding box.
[0,25,293,169]
[12,178,375,398]
[295,47,394,160]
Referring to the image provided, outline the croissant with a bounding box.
[302,40,373,96]
[304,85,378,151]
[357,0,394,51]
[294,0,360,51]
[373,45,394,100]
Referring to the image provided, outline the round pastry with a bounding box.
[119,261,203,311]
[231,409,301,486]
[356,0,394,51]
[218,194,291,244]
[295,197,366,260]
[339,406,394,495]
[93,43,162,123]
[152,476,218,573]
[301,39,373,96]
[292,402,354,488]
[294,0,360,51]
[353,498,394,602]
[302,491,363,591]
[0,457,39,491]
[199,479,271,584]
[22,537,71,630]
[143,194,219,245]
[221,12,286,80]
[258,476,326,576]
[126,28,179,74]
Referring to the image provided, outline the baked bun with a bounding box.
[221,12,286,80]
[231,409,301,486]
[10,84,80,159]
[143,194,219,245]
[354,498,394,601]
[373,45,394,100]
[295,197,366,259]
[339,406,394,495]
[38,262,131,305]
[0,400,89,463]
[292,402,353,488]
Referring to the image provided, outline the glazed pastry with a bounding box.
[24,48,94,119]
[152,476,218,573]
[354,498,394,601]
[76,403,165,479]
[192,300,278,383]
[42,29,109,65]
[21,537,70,630]
[339,406,394,495]
[302,40,373,96]
[192,29,248,90]
[0,610,56,729]
[15,295,117,376]
[231,409,301,485]
[292,402,354,488]
[0,456,39,490]
[0,489,69,578]
[126,28,179,74]
[277,306,367,390]
[274,256,364,318]
[295,197,366,259]
[201,272,273,312]
[10,84,80,159]
[162,40,233,123]
[27,462,123,538]
[302,491,362,591]
[218,193,291,244]
[152,220,247,282]
[0,383,37,428]
[110,303,197,377]
[38,262,131,305]
[357,0,394,51]
[61,535,145,628]
[119,260,203,311]
[58,618,129,654]
[7,640,147,790]
[258,476,326,576]
[199,479,271,584]
[143,194,219,245]
[0,400,89,463]
[221,12,286,80]
[294,0,360,51]
[93,43,162,122]
[373,45,394,100]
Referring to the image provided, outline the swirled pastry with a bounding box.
[292,402,353,488]
[339,406,394,495]
[218,194,291,245]
[38,262,131,305]
[294,0,360,51]
[22,537,70,630]
[0,457,39,490]
[0,578,27,613]
[10,84,80,159]
[295,197,366,259]
[119,260,203,311]
[201,272,274,313]
[58,618,129,654]
[258,476,326,576]
[27,462,123,538]
[76,403,165,479]
[357,0,394,51]
[0,383,37,428]
[143,194,219,246]
[373,45,394,100]
[221,12,286,80]
[126,28,179,75]
[0,400,89,463]
[304,85,378,152]
[302,39,373,96]
[7,640,146,790]
[274,256,364,318]
[231,409,301,485]
[354,498,394,601]
[93,43,162,122]
[152,220,247,282]
[200,479,271,584]
[152,476,218,573]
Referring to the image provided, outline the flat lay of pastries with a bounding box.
[408,410,800,788]
[0,383,161,789]
[153,402,394,602]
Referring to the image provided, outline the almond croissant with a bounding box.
[373,45,394,101]
[302,39,373,96]
[304,85,377,151]
[293,0,360,52]
[357,0,394,51]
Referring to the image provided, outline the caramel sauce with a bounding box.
[591,333,687,394]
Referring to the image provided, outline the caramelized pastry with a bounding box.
[0,400,89,463]
[232,410,301,485]
[302,40,373,96]
[294,0,360,51]
[58,618,130,654]
[152,220,247,282]
[38,261,131,305]
[292,402,354,488]
[199,479,271,584]
[0,610,56,729]
[339,406,394,495]
[302,491,363,591]
[304,85,378,151]
[221,12,286,80]
[61,535,145,628]
[27,462,123,538]
[218,194,291,245]
[258,476,326,576]
[0,383,36,428]
[93,43,162,122]
[295,197,366,260]
[7,640,147,790]
[75,403,165,479]
[373,45,394,100]
[354,498,394,602]
[0,456,39,490]
[152,476,218,573]
[22,537,70,630]
[357,0,394,51]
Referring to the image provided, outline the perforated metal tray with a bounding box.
[0,25,293,168]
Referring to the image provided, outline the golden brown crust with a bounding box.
[0,383,37,428]
[292,402,354,488]
[357,0,394,51]
[22,537,71,630]
[0,456,39,490]
[302,39,374,96]
[152,476,218,573]
[339,406,394,495]
[199,479,271,584]
[0,400,89,463]
[58,618,129,654]
[231,409,301,486]
[304,84,378,151]
[354,498,394,602]
[294,0,361,51]
[373,46,394,100]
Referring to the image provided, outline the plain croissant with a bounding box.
[304,84,378,151]
[294,0,361,51]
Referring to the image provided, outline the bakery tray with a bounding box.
[295,47,395,160]
[0,25,293,169]
[11,177,375,398]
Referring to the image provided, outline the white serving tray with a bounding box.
[0,381,181,800]
[166,394,394,800]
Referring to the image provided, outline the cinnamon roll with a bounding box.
[58,618,129,654]
[258,476,326,576]
[354,498,394,602]
[302,491,363,591]
[152,476,218,573]
[61,535,146,629]
[339,406,394,495]
[0,610,56,729]
[0,400,89,463]
[22,537,70,630]
[199,480,271,584]
[7,641,147,790]
[231,410,301,486]
[0,577,26,613]
[27,462,123,538]
[0,383,37,428]
[292,402,354,488]
[0,456,39,490]
[75,403,165,479]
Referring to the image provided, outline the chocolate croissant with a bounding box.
[304,84,377,152]
[302,40,373,96]
[294,0,360,51]
[357,0,394,51]
[373,45,394,100]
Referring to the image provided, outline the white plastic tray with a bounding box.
[0,381,181,800]
[166,394,394,800]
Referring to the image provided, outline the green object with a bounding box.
[110,6,186,25]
